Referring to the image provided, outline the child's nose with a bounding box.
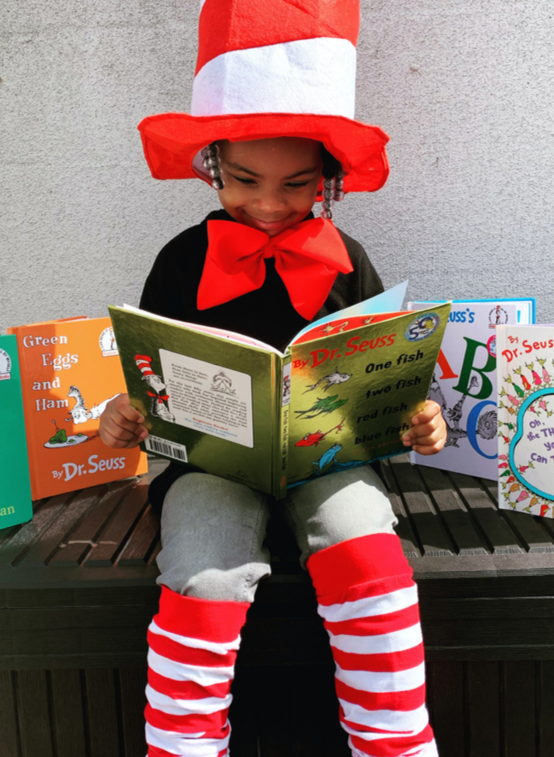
[254,189,286,213]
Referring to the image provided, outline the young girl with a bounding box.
[100,3,446,756]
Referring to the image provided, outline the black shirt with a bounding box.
[139,209,384,509]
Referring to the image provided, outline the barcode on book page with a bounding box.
[145,435,188,462]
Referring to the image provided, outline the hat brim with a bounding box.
[138,112,390,193]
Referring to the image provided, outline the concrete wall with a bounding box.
[2,0,553,332]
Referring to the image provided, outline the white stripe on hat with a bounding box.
[191,37,356,119]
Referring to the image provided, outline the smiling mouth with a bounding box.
[243,212,292,228]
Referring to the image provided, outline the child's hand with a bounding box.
[402,400,446,455]
[99,393,148,449]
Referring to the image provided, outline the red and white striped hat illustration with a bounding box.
[138,0,389,194]
[135,354,155,378]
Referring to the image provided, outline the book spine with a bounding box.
[7,328,40,500]
[272,353,292,500]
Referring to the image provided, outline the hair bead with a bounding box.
[201,144,225,190]
[321,176,335,220]
[334,168,345,203]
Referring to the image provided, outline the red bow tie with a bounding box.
[197,218,353,321]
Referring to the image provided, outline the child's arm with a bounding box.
[402,400,447,455]
[99,394,149,449]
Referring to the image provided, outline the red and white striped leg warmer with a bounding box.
[307,533,438,757]
[145,585,250,757]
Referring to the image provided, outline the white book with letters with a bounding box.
[407,298,535,479]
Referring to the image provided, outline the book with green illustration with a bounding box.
[109,285,450,499]
[0,335,33,528]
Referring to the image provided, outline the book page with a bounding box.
[122,305,282,354]
[286,304,450,487]
[110,305,276,494]
[159,350,254,448]
[290,281,408,345]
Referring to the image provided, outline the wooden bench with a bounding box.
[1,456,554,757]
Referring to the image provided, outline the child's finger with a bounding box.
[404,427,443,447]
[103,415,147,443]
[412,437,446,455]
[412,400,441,425]
[99,426,142,449]
[111,413,147,435]
[118,402,145,425]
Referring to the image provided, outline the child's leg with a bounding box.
[285,467,437,757]
[146,473,271,757]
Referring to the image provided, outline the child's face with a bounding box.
[217,137,323,237]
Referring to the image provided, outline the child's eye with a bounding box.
[286,182,309,189]
[233,175,257,185]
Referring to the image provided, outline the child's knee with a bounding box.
[285,466,398,564]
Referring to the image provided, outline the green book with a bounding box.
[0,335,33,527]
[109,292,450,499]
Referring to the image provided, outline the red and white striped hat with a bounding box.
[135,354,155,378]
[138,0,390,193]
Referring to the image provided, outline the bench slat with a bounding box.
[50,481,131,567]
[427,662,465,757]
[17,670,55,757]
[118,504,160,566]
[51,669,88,757]
[0,671,19,757]
[21,485,106,567]
[417,466,489,556]
[0,493,74,566]
[466,661,501,757]
[504,661,537,757]
[119,667,148,757]
[481,478,554,554]
[449,472,524,554]
[85,483,149,566]
[388,457,455,556]
[538,661,554,756]
[85,669,121,757]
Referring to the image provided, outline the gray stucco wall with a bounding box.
[2,1,553,332]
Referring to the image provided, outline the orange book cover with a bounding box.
[8,316,148,499]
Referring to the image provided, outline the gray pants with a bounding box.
[157,465,397,603]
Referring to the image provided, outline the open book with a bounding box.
[109,286,450,499]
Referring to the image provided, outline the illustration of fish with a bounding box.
[295,418,345,448]
[304,366,352,393]
[294,394,349,419]
[312,443,343,474]
[318,321,350,335]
